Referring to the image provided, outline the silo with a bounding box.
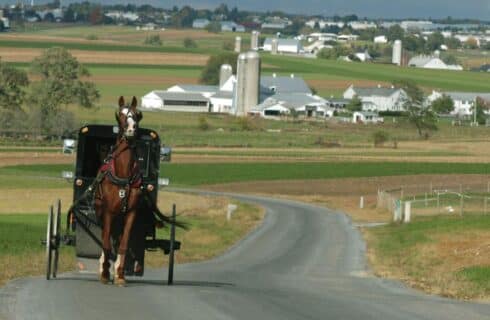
[251,31,260,50]
[271,38,279,55]
[235,51,261,116]
[219,64,233,88]
[234,36,242,53]
[392,40,402,66]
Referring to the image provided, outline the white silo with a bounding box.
[251,31,260,50]
[392,40,402,66]
[219,64,233,88]
[271,38,279,55]
[234,36,242,53]
[235,51,261,116]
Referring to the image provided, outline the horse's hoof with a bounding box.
[114,277,126,287]
[99,275,110,285]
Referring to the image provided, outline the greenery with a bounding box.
[205,21,222,33]
[372,130,389,147]
[0,60,29,112]
[200,52,238,85]
[473,97,489,125]
[198,115,210,130]
[29,47,100,136]
[183,37,197,49]
[144,34,162,46]
[394,80,437,138]
[431,94,454,114]
[346,95,362,112]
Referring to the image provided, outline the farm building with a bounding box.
[374,35,388,43]
[251,93,331,118]
[220,21,245,32]
[192,19,210,29]
[352,111,384,124]
[427,91,490,117]
[141,91,210,112]
[343,85,407,112]
[408,55,463,70]
[263,38,303,54]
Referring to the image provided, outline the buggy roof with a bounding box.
[77,125,159,141]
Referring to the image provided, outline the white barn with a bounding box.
[408,55,463,71]
[263,38,303,54]
[427,91,490,116]
[141,91,210,112]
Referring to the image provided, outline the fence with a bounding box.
[377,180,490,223]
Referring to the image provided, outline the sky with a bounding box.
[3,0,490,20]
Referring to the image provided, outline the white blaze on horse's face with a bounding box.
[121,108,136,138]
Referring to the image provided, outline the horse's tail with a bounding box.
[142,191,188,230]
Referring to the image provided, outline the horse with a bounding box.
[94,96,144,286]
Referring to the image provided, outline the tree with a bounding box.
[442,54,459,66]
[473,97,489,125]
[465,37,479,49]
[372,130,389,147]
[144,34,162,46]
[89,6,103,25]
[444,37,461,49]
[200,52,238,85]
[346,95,362,112]
[386,25,404,42]
[0,60,29,112]
[29,47,100,136]
[394,80,437,138]
[426,32,444,51]
[431,95,454,114]
[205,21,221,33]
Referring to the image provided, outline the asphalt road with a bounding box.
[1,194,489,319]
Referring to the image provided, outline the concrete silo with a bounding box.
[392,40,402,66]
[219,64,233,88]
[235,51,261,116]
[271,38,279,55]
[234,36,242,53]
[251,31,260,50]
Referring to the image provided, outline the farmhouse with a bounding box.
[263,38,303,54]
[251,93,331,118]
[427,91,490,116]
[408,55,463,71]
[343,85,407,112]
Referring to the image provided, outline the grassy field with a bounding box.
[365,214,490,299]
[0,162,489,189]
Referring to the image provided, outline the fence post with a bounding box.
[487,181,489,193]
[437,192,440,212]
[400,187,404,200]
[485,197,487,215]
[460,194,464,216]
[430,181,433,194]
[425,192,428,207]
[404,201,411,223]
[359,196,364,209]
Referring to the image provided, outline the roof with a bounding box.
[408,55,441,67]
[350,86,401,97]
[211,91,233,99]
[254,93,326,110]
[150,90,209,102]
[263,38,301,46]
[175,85,218,93]
[260,76,311,94]
[443,92,490,101]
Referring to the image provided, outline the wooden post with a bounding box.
[460,194,464,217]
[485,197,487,215]
[437,192,440,212]
[425,192,428,207]
[168,204,176,285]
[404,201,411,223]
[359,196,364,209]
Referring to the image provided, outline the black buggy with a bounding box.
[45,124,180,284]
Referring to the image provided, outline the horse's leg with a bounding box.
[100,212,113,284]
[114,210,136,286]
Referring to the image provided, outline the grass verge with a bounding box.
[364,214,490,300]
[0,192,263,286]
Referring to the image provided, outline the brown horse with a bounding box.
[95,96,143,286]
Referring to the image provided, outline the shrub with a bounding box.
[183,37,197,48]
[373,130,389,147]
[144,34,162,46]
[198,116,210,130]
[86,34,98,40]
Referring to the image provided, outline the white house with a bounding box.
[192,19,210,29]
[352,111,384,124]
[220,21,245,32]
[252,92,330,118]
[141,91,210,112]
[263,38,303,54]
[374,35,388,43]
[427,91,490,117]
[343,85,407,112]
[408,55,463,70]
[337,34,359,42]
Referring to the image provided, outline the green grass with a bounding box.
[0,214,48,255]
[1,162,488,188]
[458,266,490,291]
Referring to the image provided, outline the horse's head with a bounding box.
[115,96,143,139]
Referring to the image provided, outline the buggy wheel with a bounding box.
[46,206,54,280]
[52,200,62,278]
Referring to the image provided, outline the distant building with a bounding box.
[427,91,490,116]
[337,34,359,42]
[374,35,388,43]
[192,19,210,29]
[343,85,407,112]
[263,38,303,54]
[408,55,463,70]
[252,93,331,118]
[261,17,290,30]
[355,50,372,62]
[105,11,139,22]
[352,111,384,124]
[220,21,245,32]
[141,91,210,112]
[349,21,377,30]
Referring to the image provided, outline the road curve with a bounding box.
[1,193,489,320]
